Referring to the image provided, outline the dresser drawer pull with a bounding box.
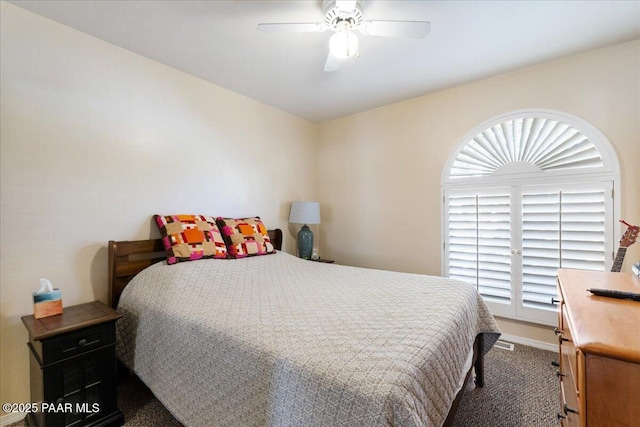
[564,404,579,415]
[557,412,566,420]
[551,297,561,305]
[558,335,570,343]
[556,370,565,379]
[78,338,87,347]
[554,327,563,336]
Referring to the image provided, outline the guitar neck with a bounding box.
[611,247,627,273]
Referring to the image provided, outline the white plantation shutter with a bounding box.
[447,193,478,285]
[445,182,613,325]
[519,183,611,322]
[560,188,608,270]
[441,109,620,326]
[446,189,514,318]
[521,191,561,311]
[477,194,512,304]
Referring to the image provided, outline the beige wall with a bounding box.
[0,2,317,410]
[317,40,639,344]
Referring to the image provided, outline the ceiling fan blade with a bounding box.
[324,53,342,72]
[359,20,431,38]
[257,22,326,33]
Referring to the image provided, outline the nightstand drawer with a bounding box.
[60,325,106,355]
[33,322,116,365]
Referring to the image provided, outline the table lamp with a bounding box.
[289,201,320,259]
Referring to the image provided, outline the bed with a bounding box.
[109,229,500,427]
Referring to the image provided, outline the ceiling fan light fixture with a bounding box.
[329,30,358,59]
[335,0,356,13]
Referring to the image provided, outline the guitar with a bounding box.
[611,219,639,272]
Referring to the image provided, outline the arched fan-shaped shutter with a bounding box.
[449,117,603,179]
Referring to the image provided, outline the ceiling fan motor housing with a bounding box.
[323,0,364,31]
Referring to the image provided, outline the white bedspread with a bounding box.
[116,251,500,427]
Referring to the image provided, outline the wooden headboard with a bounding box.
[108,229,283,308]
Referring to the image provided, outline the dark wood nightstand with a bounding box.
[21,301,124,427]
[308,258,335,263]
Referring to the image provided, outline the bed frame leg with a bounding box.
[474,334,484,388]
[116,359,130,382]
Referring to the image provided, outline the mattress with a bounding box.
[116,251,500,427]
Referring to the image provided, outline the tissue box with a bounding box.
[33,289,63,319]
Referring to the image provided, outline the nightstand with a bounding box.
[21,301,124,427]
[308,258,335,263]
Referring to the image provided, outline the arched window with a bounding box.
[442,110,620,325]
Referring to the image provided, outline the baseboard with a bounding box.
[499,333,558,353]
[0,412,25,427]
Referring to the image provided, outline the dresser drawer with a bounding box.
[560,373,580,417]
[556,277,564,330]
[559,329,581,425]
[31,322,116,366]
[560,312,578,386]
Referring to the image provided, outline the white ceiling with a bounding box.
[9,0,640,123]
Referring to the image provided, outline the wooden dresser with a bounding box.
[556,269,640,426]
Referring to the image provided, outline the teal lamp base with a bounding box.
[297,224,314,259]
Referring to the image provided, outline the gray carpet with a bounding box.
[11,342,558,427]
[451,343,558,426]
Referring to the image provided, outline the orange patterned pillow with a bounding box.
[216,217,275,258]
[154,214,228,264]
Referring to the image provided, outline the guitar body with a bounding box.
[611,220,639,272]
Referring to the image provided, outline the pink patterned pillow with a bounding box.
[154,214,227,264]
[216,217,275,258]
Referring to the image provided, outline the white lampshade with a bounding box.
[289,201,321,225]
[329,31,358,59]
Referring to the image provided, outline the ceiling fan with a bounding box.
[257,0,430,72]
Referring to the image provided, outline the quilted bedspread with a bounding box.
[116,252,500,427]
